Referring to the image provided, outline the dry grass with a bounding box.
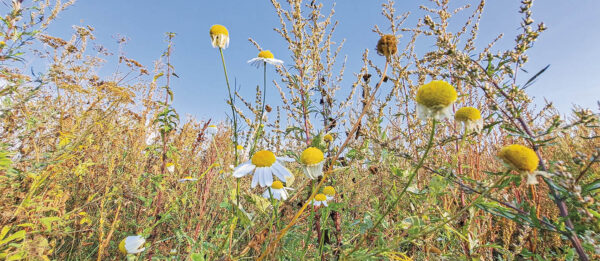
[1,0,599,260]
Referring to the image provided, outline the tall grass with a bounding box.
[1,0,599,260]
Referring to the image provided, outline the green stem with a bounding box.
[218,47,241,222]
[218,47,239,165]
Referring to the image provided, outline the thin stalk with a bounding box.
[218,47,241,220]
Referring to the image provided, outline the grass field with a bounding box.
[1,0,599,260]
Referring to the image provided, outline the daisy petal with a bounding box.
[264,168,273,187]
[251,169,260,188]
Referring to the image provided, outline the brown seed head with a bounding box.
[376,34,398,59]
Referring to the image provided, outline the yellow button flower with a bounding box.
[248,50,283,67]
[416,80,457,121]
[323,134,334,142]
[300,147,325,179]
[498,144,550,185]
[455,107,483,132]
[209,24,229,49]
[323,186,336,200]
[263,180,294,201]
[313,193,329,207]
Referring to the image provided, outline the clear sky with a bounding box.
[31,0,600,120]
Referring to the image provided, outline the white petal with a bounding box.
[264,168,273,187]
[233,162,255,178]
[251,169,260,188]
[323,201,328,207]
[280,190,289,200]
[273,162,293,181]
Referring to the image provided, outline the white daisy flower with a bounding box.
[262,181,294,201]
[323,186,336,201]
[232,150,294,188]
[207,125,218,135]
[312,193,328,207]
[178,176,198,183]
[415,80,458,121]
[247,50,283,67]
[300,147,325,179]
[119,235,145,254]
[455,107,484,133]
[209,24,229,49]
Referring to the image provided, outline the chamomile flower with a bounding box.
[166,162,175,173]
[248,50,284,67]
[498,144,551,185]
[455,107,483,133]
[262,180,294,201]
[323,134,334,143]
[206,125,218,135]
[118,235,146,254]
[209,24,229,49]
[301,147,325,179]
[312,193,328,207]
[232,150,294,188]
[323,186,336,200]
[415,80,457,121]
[178,176,198,183]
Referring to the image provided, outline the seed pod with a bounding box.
[376,34,398,59]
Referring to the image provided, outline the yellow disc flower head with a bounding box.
[248,49,283,67]
[323,186,336,200]
[498,144,538,172]
[313,193,329,207]
[324,134,334,142]
[415,80,457,121]
[455,107,483,132]
[498,144,550,185]
[300,147,326,180]
[252,150,277,167]
[263,180,293,200]
[236,145,244,151]
[301,147,324,165]
[209,24,229,49]
[271,180,284,189]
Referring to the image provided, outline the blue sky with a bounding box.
[38,0,600,120]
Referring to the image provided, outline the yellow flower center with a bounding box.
[251,150,276,167]
[498,144,539,172]
[416,80,458,109]
[315,193,327,201]
[236,145,244,150]
[118,239,127,254]
[258,50,274,59]
[208,125,217,128]
[301,147,324,165]
[323,186,335,196]
[323,134,333,142]
[166,162,174,167]
[209,24,229,36]
[455,107,481,122]
[184,176,193,180]
[271,180,284,189]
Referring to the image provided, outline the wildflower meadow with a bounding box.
[1,0,599,260]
